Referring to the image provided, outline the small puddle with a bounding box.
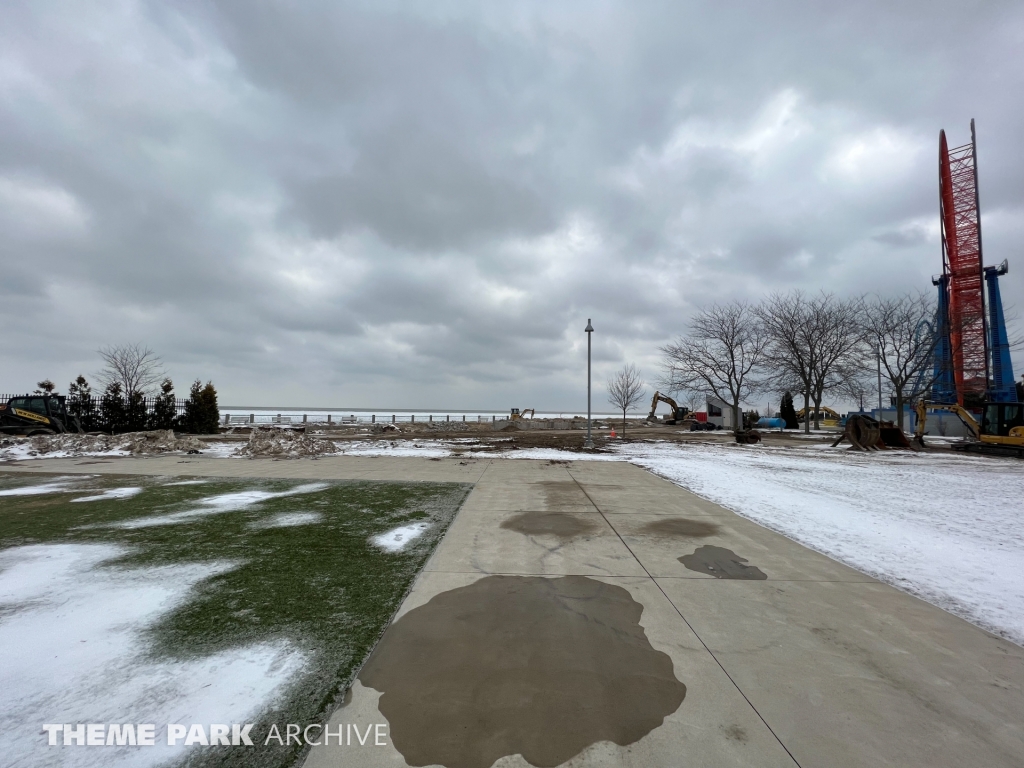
[641,518,720,538]
[679,545,767,580]
[500,511,598,540]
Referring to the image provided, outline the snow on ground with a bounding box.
[0,543,304,768]
[339,439,451,458]
[70,487,144,503]
[611,442,1024,646]
[371,522,431,552]
[249,511,323,529]
[116,483,329,529]
[0,477,83,496]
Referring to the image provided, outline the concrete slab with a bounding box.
[608,513,877,582]
[425,507,648,577]
[305,571,797,768]
[657,578,1024,768]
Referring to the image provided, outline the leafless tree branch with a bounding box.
[660,301,768,430]
[97,343,165,397]
[607,363,646,436]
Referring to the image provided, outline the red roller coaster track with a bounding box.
[938,120,987,404]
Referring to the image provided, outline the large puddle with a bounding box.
[360,574,687,768]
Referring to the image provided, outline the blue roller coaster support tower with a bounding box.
[931,274,956,404]
[985,260,1016,402]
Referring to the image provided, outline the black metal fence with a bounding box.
[1,394,190,415]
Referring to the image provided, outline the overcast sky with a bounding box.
[2,1,1022,411]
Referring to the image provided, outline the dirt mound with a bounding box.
[26,430,205,456]
[427,421,471,432]
[239,428,338,458]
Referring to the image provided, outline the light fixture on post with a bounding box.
[584,318,594,449]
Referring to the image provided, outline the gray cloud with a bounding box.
[1,0,1022,410]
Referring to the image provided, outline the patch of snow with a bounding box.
[371,522,430,552]
[249,511,323,529]
[196,442,242,458]
[0,478,79,496]
[0,543,304,768]
[116,483,329,529]
[70,487,143,503]
[340,440,452,458]
[162,479,208,486]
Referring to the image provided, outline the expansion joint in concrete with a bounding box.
[567,468,804,768]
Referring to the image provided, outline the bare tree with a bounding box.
[674,387,707,414]
[806,294,864,430]
[757,291,864,432]
[97,344,165,397]
[607,364,646,436]
[756,292,816,433]
[661,301,769,431]
[859,292,939,431]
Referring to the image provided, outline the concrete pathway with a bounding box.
[3,455,1021,767]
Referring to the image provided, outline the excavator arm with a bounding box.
[647,391,681,421]
[913,401,980,444]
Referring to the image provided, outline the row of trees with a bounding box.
[35,344,220,434]
[662,291,944,432]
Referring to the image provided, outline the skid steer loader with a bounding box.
[0,395,83,436]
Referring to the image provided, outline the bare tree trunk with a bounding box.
[803,389,811,434]
[812,393,823,430]
[894,389,905,431]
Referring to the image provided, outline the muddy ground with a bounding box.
[207,421,853,454]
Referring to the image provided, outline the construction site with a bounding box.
[1,113,1022,768]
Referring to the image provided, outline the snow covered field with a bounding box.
[0,543,302,768]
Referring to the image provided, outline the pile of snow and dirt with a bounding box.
[238,428,338,458]
[1,430,207,460]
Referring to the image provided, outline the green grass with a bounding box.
[0,472,470,768]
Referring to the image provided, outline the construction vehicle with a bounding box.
[646,392,716,431]
[913,400,1024,458]
[795,406,841,428]
[509,408,535,421]
[646,392,692,426]
[0,395,83,436]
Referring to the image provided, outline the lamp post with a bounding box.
[584,319,594,449]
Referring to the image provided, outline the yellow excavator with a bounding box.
[509,408,535,421]
[914,400,1024,458]
[645,391,710,430]
[646,392,688,424]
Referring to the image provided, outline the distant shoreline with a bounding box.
[220,407,627,417]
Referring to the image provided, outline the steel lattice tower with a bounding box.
[938,119,988,404]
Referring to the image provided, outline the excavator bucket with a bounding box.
[877,423,913,449]
[832,415,914,451]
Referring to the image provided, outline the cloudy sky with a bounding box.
[2,1,1022,411]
